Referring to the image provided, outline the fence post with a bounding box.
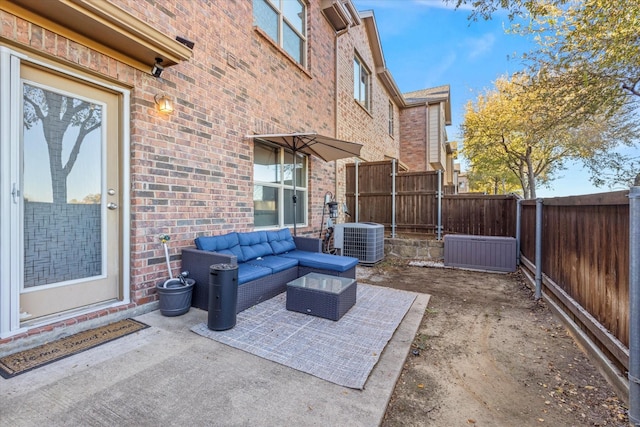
[629,183,640,425]
[535,198,543,300]
[437,169,442,241]
[355,159,359,223]
[516,198,522,265]
[391,158,397,238]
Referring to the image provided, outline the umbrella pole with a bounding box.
[292,151,297,236]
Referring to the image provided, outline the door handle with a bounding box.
[107,202,118,210]
[11,183,20,204]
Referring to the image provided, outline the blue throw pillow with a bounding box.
[238,231,273,261]
[194,232,245,262]
[195,232,239,251]
[266,228,297,254]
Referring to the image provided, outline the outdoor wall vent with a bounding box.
[321,0,351,32]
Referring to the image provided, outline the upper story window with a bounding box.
[253,0,307,66]
[388,101,394,136]
[354,54,370,110]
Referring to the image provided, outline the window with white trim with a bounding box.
[253,0,307,66]
[354,54,370,110]
[253,141,307,228]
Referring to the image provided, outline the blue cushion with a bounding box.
[279,250,358,273]
[266,229,297,254]
[195,233,245,262]
[237,263,272,285]
[195,232,239,251]
[238,231,273,261]
[217,247,245,261]
[245,255,298,274]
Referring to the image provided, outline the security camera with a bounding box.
[151,58,164,77]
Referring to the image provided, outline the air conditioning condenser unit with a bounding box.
[334,222,384,265]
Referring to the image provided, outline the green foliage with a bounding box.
[462,73,638,198]
[446,0,566,21]
[451,0,640,191]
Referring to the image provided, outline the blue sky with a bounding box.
[351,0,632,197]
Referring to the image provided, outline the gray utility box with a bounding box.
[444,235,516,273]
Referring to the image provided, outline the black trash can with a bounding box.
[208,263,238,331]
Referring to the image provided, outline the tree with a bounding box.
[466,165,522,195]
[462,73,638,198]
[447,0,566,21]
[450,0,640,189]
[449,0,640,97]
[23,85,101,204]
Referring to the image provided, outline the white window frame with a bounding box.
[253,0,307,67]
[354,54,371,110]
[253,140,308,230]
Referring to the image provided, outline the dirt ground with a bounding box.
[357,258,629,427]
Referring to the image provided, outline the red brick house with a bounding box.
[0,0,451,351]
[401,85,457,185]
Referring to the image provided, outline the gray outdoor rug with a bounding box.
[191,283,417,389]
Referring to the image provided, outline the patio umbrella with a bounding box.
[246,132,363,235]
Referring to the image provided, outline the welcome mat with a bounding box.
[0,319,149,379]
[192,283,417,389]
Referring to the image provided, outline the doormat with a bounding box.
[0,318,149,379]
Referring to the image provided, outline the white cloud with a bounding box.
[422,51,457,87]
[462,33,496,60]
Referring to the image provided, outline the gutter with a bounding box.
[334,26,350,213]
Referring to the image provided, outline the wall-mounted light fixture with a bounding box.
[155,94,174,114]
[151,57,164,78]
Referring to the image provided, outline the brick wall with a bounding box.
[123,0,343,300]
[334,21,402,215]
[1,1,341,308]
[400,105,428,171]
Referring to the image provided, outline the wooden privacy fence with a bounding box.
[520,191,630,373]
[345,161,518,237]
[346,160,632,381]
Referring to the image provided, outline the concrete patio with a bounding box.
[0,280,429,426]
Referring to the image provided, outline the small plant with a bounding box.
[412,333,430,355]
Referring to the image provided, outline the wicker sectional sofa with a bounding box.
[181,228,359,313]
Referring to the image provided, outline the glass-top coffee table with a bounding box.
[285,272,357,321]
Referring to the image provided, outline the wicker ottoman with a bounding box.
[286,272,357,321]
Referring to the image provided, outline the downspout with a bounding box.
[425,103,429,170]
[534,198,543,300]
[454,170,459,195]
[391,158,397,237]
[355,158,359,222]
[516,198,522,265]
[334,27,350,220]
[629,182,640,425]
[437,169,442,241]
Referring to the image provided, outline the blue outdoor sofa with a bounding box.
[181,228,359,313]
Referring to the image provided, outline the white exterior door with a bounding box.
[0,48,130,336]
